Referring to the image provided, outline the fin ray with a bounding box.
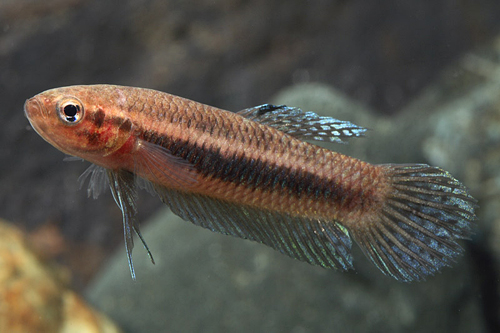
[78,164,109,199]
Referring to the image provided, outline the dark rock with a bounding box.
[87,209,483,333]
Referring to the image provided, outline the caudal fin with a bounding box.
[351,164,476,282]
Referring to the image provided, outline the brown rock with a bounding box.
[0,219,121,333]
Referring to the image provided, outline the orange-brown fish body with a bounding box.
[24,85,476,281]
[26,85,386,224]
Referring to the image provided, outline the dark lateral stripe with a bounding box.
[140,129,360,205]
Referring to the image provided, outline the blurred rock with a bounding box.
[405,36,500,329]
[0,219,121,333]
[279,42,500,327]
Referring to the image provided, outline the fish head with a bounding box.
[24,85,134,166]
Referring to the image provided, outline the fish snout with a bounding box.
[24,96,47,120]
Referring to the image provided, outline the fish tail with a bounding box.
[350,164,476,282]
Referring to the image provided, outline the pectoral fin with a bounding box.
[134,139,199,188]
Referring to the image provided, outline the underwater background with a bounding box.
[1,0,499,331]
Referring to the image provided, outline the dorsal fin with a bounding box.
[237,104,366,143]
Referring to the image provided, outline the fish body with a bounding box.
[24,85,476,281]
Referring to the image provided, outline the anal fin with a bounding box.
[152,184,354,271]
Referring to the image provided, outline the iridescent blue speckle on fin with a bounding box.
[237,104,366,143]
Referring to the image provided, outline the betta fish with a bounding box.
[24,85,476,281]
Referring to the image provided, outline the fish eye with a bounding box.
[57,98,84,124]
